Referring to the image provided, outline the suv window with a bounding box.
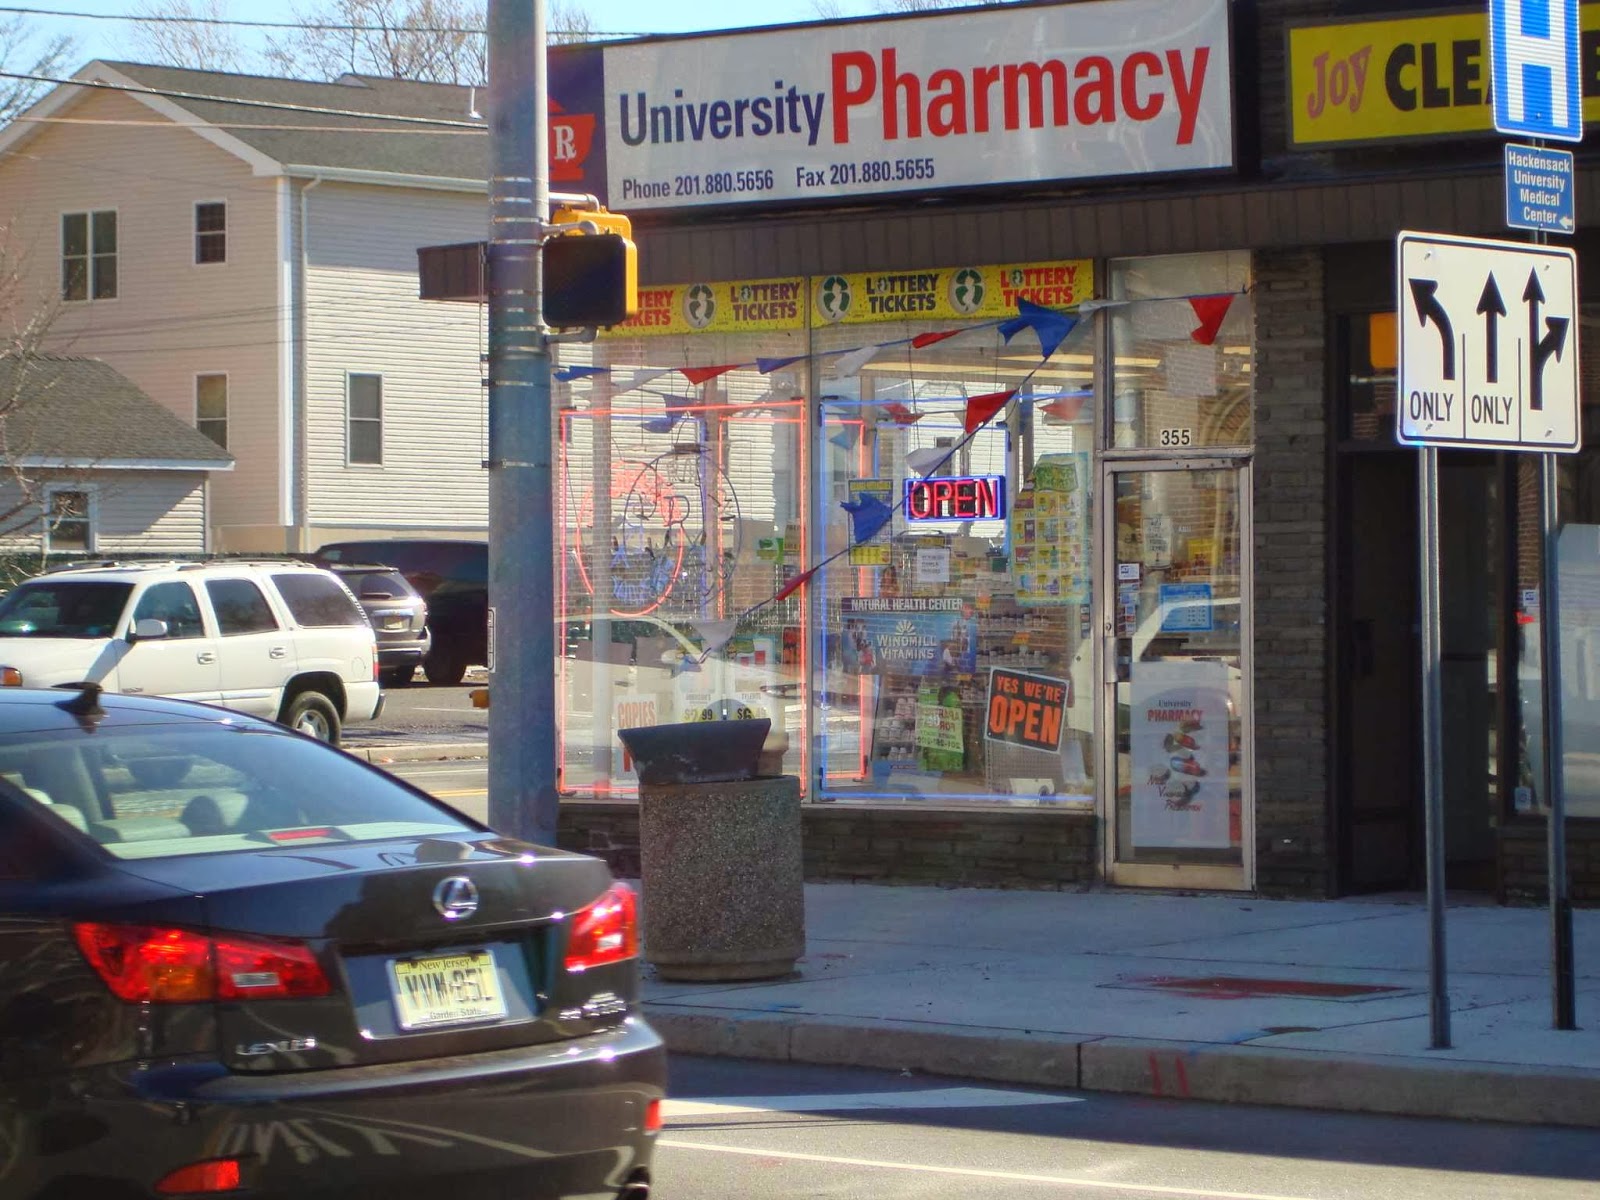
[205,579,279,635]
[0,582,132,638]
[271,573,366,627]
[132,582,206,640]
[340,569,415,600]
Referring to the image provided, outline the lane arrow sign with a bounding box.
[1525,269,1571,411]
[1477,273,1506,383]
[1410,278,1456,380]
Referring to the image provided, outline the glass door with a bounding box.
[1102,460,1252,889]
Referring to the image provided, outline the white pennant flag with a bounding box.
[691,619,739,654]
[905,447,948,476]
[828,345,881,379]
[615,367,670,394]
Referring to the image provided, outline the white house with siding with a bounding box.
[0,62,491,552]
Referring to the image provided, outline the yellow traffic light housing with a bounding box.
[542,206,638,329]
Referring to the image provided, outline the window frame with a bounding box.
[193,200,226,266]
[42,485,96,555]
[194,372,228,450]
[346,372,384,466]
[60,208,118,303]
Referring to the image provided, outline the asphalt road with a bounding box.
[345,680,487,749]
[390,760,488,823]
[659,1056,1600,1200]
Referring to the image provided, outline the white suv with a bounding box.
[0,561,382,744]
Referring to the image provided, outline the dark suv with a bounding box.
[313,541,486,685]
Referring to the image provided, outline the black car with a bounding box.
[0,685,663,1200]
[329,564,432,687]
[314,541,486,687]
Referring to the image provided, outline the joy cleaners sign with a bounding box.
[602,0,1233,210]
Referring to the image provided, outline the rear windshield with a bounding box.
[0,581,132,638]
[340,570,414,600]
[0,724,472,860]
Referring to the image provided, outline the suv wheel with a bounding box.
[283,690,341,745]
[424,650,467,687]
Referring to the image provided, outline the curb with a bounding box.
[642,1004,1600,1129]
[348,741,488,764]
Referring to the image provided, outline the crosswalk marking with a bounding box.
[664,1086,1085,1118]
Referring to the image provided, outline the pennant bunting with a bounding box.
[1188,294,1236,346]
[880,401,923,425]
[691,619,740,653]
[757,354,807,374]
[680,363,741,385]
[830,345,881,378]
[828,427,856,450]
[905,446,949,476]
[615,367,670,394]
[773,566,817,603]
[1075,299,1131,317]
[840,493,893,545]
[999,298,1079,360]
[911,329,963,349]
[555,365,608,382]
[963,388,1016,434]
[642,391,694,433]
[1040,393,1089,422]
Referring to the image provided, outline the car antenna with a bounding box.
[55,681,106,722]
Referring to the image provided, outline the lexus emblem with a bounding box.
[432,876,479,921]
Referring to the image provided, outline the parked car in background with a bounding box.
[329,564,431,687]
[0,685,663,1200]
[0,561,381,744]
[314,540,486,686]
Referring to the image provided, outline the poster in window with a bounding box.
[837,597,976,676]
[1129,661,1232,848]
[1011,451,1090,606]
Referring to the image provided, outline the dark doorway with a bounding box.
[1333,313,1504,894]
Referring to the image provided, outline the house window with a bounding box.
[61,211,117,301]
[44,489,93,553]
[196,374,227,449]
[348,374,383,465]
[195,202,226,264]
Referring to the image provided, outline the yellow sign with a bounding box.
[1289,5,1600,146]
[813,260,1093,326]
[607,277,805,337]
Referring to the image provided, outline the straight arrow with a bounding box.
[1410,278,1455,380]
[1477,273,1505,383]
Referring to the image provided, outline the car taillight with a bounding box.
[372,642,380,682]
[72,922,330,1003]
[156,1159,243,1195]
[564,883,638,972]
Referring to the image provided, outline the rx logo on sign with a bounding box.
[1490,0,1584,142]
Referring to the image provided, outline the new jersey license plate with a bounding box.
[389,949,507,1030]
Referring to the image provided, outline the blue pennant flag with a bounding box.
[757,355,808,374]
[999,299,1079,361]
[840,493,893,546]
[828,426,856,450]
[642,391,693,434]
[555,365,609,382]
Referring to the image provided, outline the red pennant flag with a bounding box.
[1189,294,1235,346]
[911,329,962,349]
[963,389,1015,434]
[1041,395,1086,422]
[680,363,740,385]
[881,401,924,425]
[773,566,817,603]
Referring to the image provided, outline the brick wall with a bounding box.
[560,801,1097,889]
[1499,824,1600,905]
[1252,248,1334,897]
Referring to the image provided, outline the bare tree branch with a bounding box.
[125,0,252,74]
[0,15,77,128]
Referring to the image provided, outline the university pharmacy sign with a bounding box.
[601,0,1233,210]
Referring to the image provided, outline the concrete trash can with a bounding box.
[618,720,805,982]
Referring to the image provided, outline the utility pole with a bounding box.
[486,0,559,845]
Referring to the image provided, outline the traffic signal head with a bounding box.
[542,206,638,329]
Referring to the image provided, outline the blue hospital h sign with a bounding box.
[1491,0,1584,142]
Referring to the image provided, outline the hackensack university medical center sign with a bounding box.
[600,0,1235,210]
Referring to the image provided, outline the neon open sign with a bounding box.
[904,475,1007,522]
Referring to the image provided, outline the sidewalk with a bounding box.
[641,884,1600,1127]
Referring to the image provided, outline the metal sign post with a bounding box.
[1418,444,1449,1049]
[1540,448,1576,1028]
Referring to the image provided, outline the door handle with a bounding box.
[270,647,287,659]
[197,651,217,664]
